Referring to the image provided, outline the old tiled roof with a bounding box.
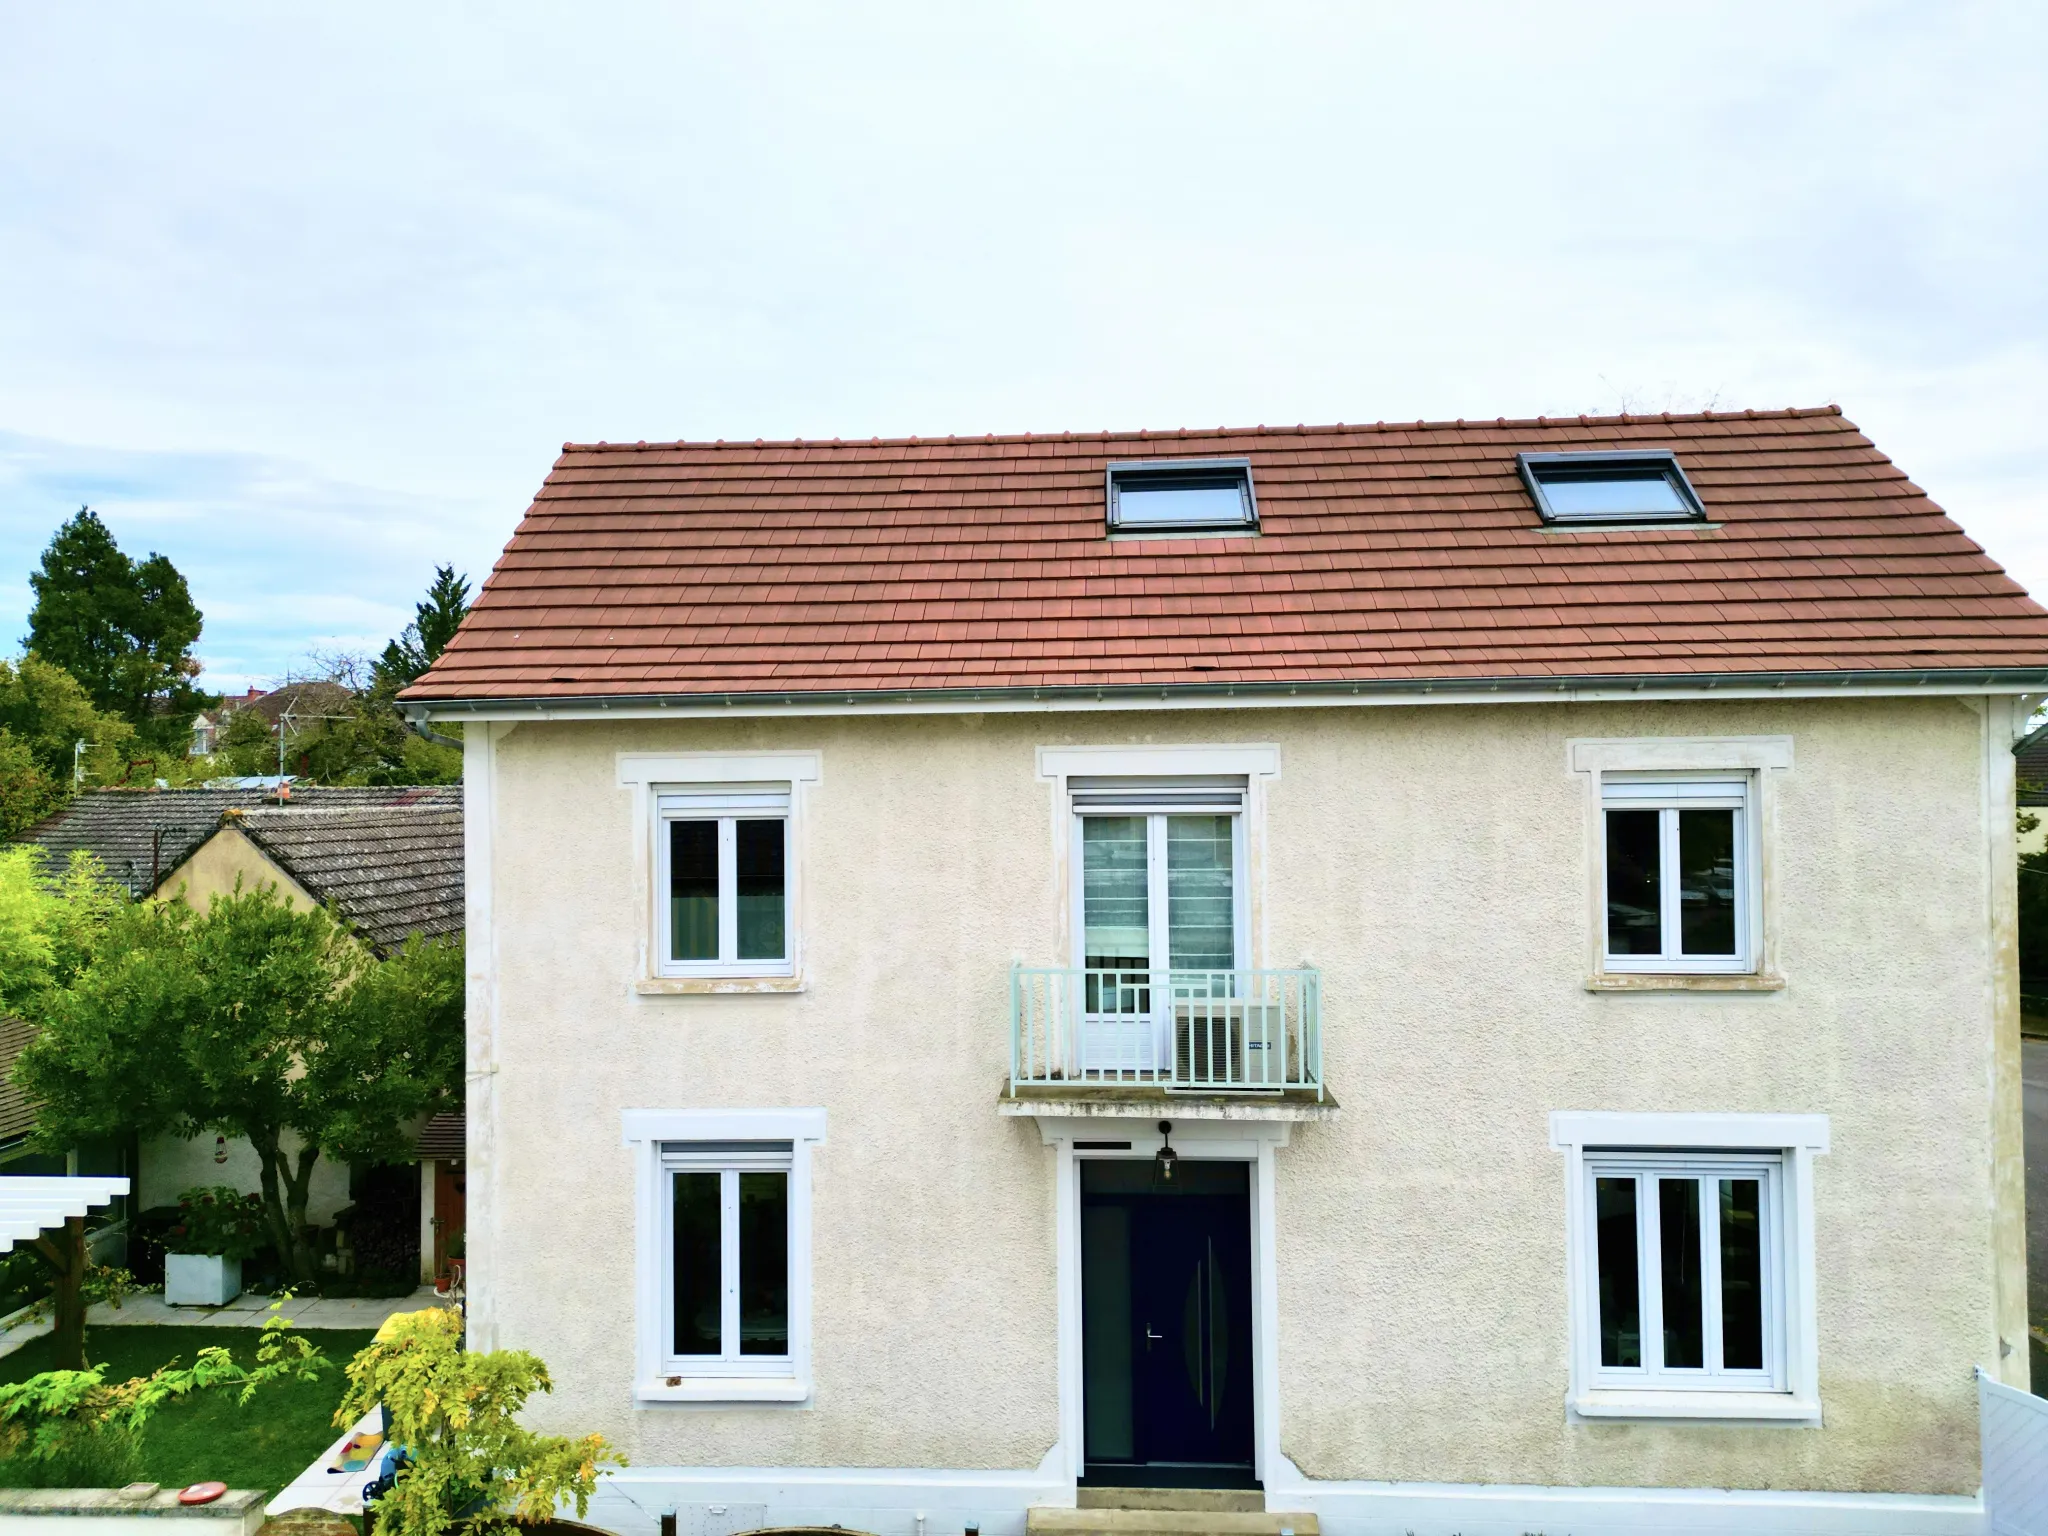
[0,1017,37,1144]
[232,800,463,953]
[16,786,459,898]
[401,407,2048,705]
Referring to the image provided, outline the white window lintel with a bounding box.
[1550,1110,1828,1153]
[623,1106,827,1146]
[618,750,823,788]
[1036,743,1280,782]
[1568,737,1793,776]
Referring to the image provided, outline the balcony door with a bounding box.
[1071,778,1246,1075]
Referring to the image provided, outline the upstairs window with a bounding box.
[1519,451,1706,525]
[656,784,792,977]
[1072,777,1247,979]
[1106,459,1257,533]
[1601,775,1752,974]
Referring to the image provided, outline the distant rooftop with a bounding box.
[232,801,464,952]
[16,785,459,898]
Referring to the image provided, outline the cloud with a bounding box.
[0,0,2043,675]
[0,431,510,692]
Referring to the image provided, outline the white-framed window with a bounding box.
[1069,777,1248,976]
[663,1142,793,1373]
[655,784,793,977]
[1551,1111,1826,1423]
[1582,1151,1783,1391]
[1600,774,1754,974]
[624,1108,824,1404]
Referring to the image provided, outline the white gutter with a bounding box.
[401,667,2048,724]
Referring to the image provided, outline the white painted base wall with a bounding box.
[582,1467,1984,1536]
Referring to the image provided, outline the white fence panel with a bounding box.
[1983,1367,2048,1535]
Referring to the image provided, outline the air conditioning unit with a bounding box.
[1174,1000,1285,1089]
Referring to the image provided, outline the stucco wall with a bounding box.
[158,826,316,914]
[476,697,2017,1495]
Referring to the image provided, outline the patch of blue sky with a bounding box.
[0,431,505,694]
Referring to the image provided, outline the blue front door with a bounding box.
[1080,1159,1256,1486]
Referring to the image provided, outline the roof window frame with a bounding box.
[1517,450,1708,527]
[1105,457,1259,535]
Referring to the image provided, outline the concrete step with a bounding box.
[1027,1508,1317,1536]
[1076,1491,1266,1514]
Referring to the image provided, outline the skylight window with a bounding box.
[1518,451,1707,526]
[1106,459,1257,533]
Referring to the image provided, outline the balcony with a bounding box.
[1007,966,1324,1105]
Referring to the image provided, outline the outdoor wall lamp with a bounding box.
[1155,1120,1177,1183]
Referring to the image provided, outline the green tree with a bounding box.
[0,844,124,1034]
[270,565,471,784]
[374,566,471,692]
[213,705,280,777]
[26,508,206,745]
[338,1309,620,1536]
[0,655,141,833]
[17,887,464,1286]
[0,844,128,1369]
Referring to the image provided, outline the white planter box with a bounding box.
[164,1253,242,1307]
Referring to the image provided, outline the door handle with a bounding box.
[1145,1327,1164,1350]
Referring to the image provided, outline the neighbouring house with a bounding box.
[12,785,462,1248]
[415,1110,465,1288]
[2017,721,2048,854]
[189,678,354,758]
[400,407,2048,1536]
[189,685,265,756]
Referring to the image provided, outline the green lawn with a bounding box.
[0,1326,373,1494]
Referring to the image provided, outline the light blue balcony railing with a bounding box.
[1009,966,1322,1097]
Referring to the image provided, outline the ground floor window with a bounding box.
[625,1108,822,1404]
[667,1146,790,1363]
[1551,1111,1825,1422]
[1585,1151,1782,1390]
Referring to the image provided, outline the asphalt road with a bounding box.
[2026,1038,2048,1383]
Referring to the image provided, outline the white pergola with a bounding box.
[0,1176,130,1251]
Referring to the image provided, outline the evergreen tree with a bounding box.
[25,509,206,745]
[374,566,471,692]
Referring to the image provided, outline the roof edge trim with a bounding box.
[402,668,2048,723]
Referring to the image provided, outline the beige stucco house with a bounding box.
[402,408,2048,1536]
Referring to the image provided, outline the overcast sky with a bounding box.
[2,2,2044,691]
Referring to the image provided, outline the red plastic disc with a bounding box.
[178,1483,228,1505]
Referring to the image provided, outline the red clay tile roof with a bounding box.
[402,407,2048,703]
